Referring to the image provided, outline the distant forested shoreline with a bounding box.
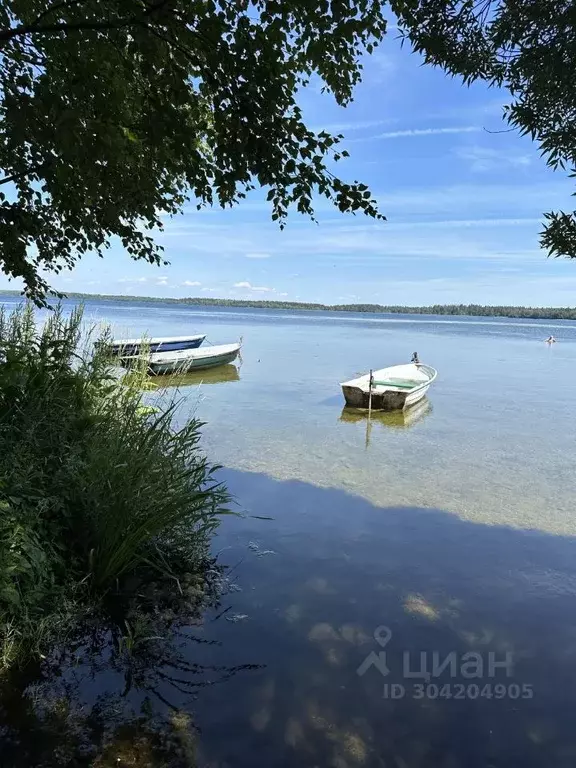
[1,290,576,320]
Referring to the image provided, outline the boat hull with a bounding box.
[148,348,240,375]
[340,362,436,412]
[105,335,206,356]
[342,382,430,411]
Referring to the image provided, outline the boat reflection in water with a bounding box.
[155,363,240,389]
[340,397,432,430]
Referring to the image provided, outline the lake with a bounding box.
[3,297,576,767]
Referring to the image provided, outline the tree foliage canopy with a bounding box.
[393,0,576,261]
[0,0,575,301]
[0,0,385,300]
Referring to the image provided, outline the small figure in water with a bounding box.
[411,351,420,364]
[545,335,556,344]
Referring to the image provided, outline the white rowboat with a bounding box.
[145,343,241,375]
[341,362,437,411]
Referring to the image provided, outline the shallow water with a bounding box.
[3,297,576,767]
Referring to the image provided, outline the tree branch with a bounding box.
[30,0,88,28]
[0,17,134,43]
[483,126,516,134]
[0,1,173,44]
[0,162,49,185]
[0,173,20,186]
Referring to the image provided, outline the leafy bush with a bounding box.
[0,304,229,668]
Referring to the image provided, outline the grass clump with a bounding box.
[0,303,229,669]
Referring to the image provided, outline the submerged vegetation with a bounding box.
[0,304,229,670]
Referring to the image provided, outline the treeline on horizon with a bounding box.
[2,290,576,320]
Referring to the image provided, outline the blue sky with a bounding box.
[5,31,576,306]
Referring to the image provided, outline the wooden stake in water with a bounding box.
[365,369,374,450]
[368,369,373,416]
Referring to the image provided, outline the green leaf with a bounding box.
[0,0,392,299]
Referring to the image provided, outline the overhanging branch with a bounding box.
[0,162,49,185]
[0,0,175,45]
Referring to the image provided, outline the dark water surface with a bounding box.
[3,298,576,767]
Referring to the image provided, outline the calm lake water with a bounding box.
[3,297,576,767]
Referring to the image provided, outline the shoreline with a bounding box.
[1,290,576,321]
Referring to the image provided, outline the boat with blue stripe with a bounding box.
[101,334,206,357]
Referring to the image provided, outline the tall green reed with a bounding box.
[0,303,229,668]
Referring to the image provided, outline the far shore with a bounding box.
[1,290,576,321]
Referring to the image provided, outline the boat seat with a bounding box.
[372,378,421,389]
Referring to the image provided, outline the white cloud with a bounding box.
[387,217,541,230]
[427,98,508,124]
[356,126,481,141]
[118,276,148,284]
[368,50,397,83]
[244,252,271,259]
[182,280,201,286]
[277,221,542,263]
[455,145,532,173]
[233,281,275,293]
[150,180,571,270]
[345,274,576,306]
[311,118,393,134]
